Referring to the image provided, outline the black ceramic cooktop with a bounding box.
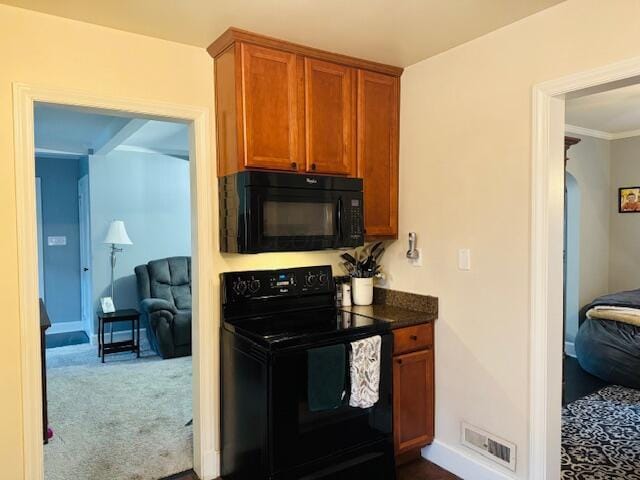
[225,307,390,349]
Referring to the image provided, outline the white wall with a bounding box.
[564,172,580,345]
[88,150,191,331]
[565,135,611,310]
[609,136,640,292]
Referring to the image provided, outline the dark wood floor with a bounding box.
[163,459,459,480]
[563,355,609,406]
[398,458,460,480]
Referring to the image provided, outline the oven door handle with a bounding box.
[336,197,343,242]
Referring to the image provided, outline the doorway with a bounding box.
[35,104,195,479]
[13,84,216,480]
[530,58,640,479]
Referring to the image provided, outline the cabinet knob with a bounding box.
[396,358,403,365]
[311,163,316,171]
[410,335,418,341]
[291,162,297,170]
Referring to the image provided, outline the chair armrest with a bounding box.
[140,298,177,315]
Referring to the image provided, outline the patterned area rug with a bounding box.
[562,385,640,479]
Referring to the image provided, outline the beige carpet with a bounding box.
[44,343,192,480]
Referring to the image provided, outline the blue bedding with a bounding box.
[575,289,640,389]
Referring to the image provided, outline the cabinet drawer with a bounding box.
[393,323,433,355]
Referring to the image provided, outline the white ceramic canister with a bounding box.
[351,277,373,306]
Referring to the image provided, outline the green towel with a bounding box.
[307,344,346,412]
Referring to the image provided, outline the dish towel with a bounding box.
[349,335,381,409]
[307,344,346,412]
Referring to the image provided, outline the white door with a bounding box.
[35,177,45,301]
[78,175,93,337]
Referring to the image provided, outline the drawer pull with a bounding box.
[396,359,403,365]
[410,335,418,340]
[291,162,297,170]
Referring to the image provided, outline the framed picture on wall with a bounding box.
[619,187,640,213]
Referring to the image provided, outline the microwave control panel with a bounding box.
[349,198,363,238]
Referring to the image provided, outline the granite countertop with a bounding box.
[338,287,438,330]
[340,304,437,329]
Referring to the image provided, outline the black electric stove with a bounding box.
[220,265,395,480]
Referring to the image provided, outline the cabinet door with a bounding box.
[304,58,356,175]
[357,70,399,238]
[393,349,434,454]
[241,43,302,172]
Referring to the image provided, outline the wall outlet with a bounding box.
[409,248,423,267]
[458,248,471,270]
[47,236,67,246]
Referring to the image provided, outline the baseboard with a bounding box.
[195,449,219,480]
[565,341,576,358]
[46,321,85,335]
[422,439,516,480]
[90,328,147,346]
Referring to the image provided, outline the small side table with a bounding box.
[97,309,140,363]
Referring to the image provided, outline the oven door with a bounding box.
[268,333,393,475]
[245,186,362,252]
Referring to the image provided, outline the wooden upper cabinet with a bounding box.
[210,28,403,178]
[393,348,434,454]
[241,43,302,172]
[357,70,399,239]
[304,58,356,175]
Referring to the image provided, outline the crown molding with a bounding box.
[564,124,612,140]
[565,123,640,140]
[610,128,640,140]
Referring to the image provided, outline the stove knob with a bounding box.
[236,279,248,295]
[318,273,328,285]
[249,279,261,293]
[306,273,317,286]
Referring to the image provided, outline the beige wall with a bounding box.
[609,136,640,292]
[566,135,611,308]
[0,5,339,478]
[6,1,640,479]
[381,0,640,477]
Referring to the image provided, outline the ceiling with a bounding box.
[566,83,640,138]
[0,0,564,67]
[34,103,189,157]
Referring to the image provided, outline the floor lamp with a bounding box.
[103,220,133,340]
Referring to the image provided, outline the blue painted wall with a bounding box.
[35,156,82,325]
[89,150,191,332]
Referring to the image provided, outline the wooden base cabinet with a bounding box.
[392,323,435,455]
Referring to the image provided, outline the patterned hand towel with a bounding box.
[349,335,381,408]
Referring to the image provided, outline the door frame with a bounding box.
[77,174,93,337]
[530,55,640,479]
[35,176,45,301]
[13,83,217,479]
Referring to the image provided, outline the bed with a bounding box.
[575,288,640,389]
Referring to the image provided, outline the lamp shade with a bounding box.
[103,220,133,245]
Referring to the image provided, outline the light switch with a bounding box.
[48,236,67,246]
[458,249,471,271]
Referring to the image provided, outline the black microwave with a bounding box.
[219,171,364,253]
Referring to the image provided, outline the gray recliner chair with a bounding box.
[135,256,192,359]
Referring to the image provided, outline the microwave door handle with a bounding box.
[337,197,343,241]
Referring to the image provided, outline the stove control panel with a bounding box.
[222,265,334,303]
